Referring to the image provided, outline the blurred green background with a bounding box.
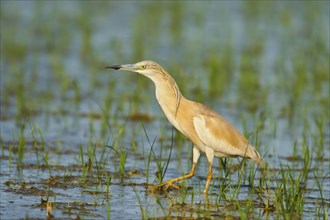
[1,1,329,151]
[0,1,329,219]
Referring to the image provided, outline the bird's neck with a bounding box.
[147,73,182,120]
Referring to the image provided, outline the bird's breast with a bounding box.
[174,99,206,149]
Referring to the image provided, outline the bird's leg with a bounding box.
[148,147,201,192]
[150,162,197,191]
[203,163,213,194]
[203,147,214,194]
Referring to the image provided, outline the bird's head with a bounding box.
[106,60,162,76]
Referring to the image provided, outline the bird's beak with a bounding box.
[106,64,139,72]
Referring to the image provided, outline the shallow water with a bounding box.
[1,1,329,219]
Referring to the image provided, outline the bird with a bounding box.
[106,60,262,194]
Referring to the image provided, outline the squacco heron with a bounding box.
[107,60,262,194]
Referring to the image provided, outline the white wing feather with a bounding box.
[193,115,249,157]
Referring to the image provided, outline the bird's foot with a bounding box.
[147,181,180,192]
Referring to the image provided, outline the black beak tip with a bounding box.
[105,65,121,70]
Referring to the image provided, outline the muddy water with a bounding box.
[1,1,329,219]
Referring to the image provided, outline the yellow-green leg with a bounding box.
[203,163,213,194]
[203,146,214,194]
[149,162,197,191]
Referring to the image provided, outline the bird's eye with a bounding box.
[141,65,146,69]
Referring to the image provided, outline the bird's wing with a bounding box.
[192,110,253,158]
